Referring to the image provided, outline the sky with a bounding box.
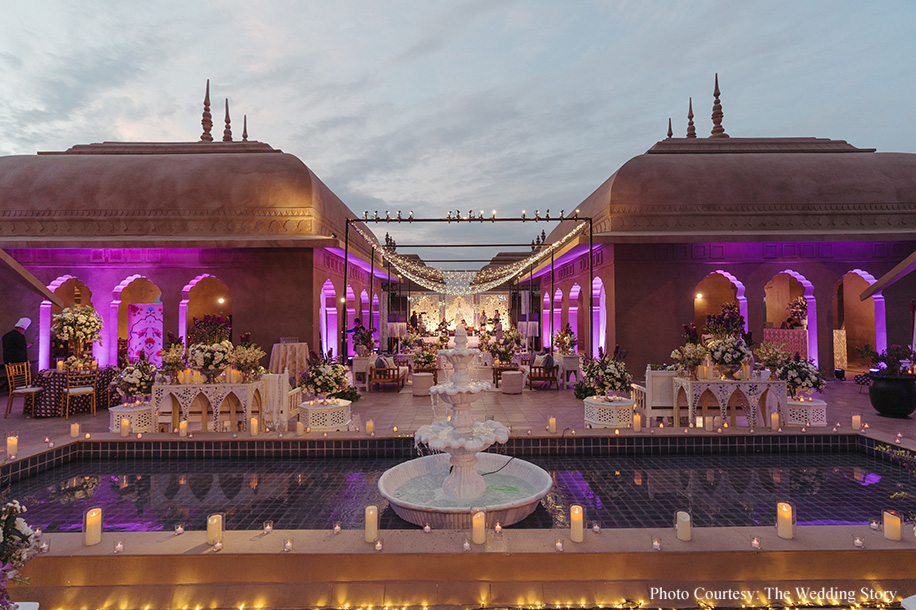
[1,0,914,269]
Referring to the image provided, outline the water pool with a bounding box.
[10,451,915,532]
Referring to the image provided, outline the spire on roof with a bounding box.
[667,118,673,139]
[686,97,696,138]
[710,73,729,138]
[242,115,248,142]
[223,99,233,142]
[200,79,213,142]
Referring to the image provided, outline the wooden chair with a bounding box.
[4,362,41,418]
[61,370,97,419]
[527,364,559,390]
[630,367,678,426]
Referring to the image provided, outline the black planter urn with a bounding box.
[868,374,916,418]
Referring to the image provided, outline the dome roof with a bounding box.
[0,141,358,248]
[565,137,916,243]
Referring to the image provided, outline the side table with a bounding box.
[785,398,827,427]
[583,396,635,428]
[109,403,154,434]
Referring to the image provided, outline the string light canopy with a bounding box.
[349,215,588,295]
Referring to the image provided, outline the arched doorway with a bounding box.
[179,274,231,344]
[591,277,606,357]
[834,269,885,371]
[39,275,94,369]
[763,269,818,365]
[319,280,338,358]
[694,271,747,335]
[360,290,370,328]
[111,275,163,367]
[569,283,582,353]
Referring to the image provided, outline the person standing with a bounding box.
[2,318,31,364]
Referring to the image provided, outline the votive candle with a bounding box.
[570,505,584,543]
[472,510,486,545]
[364,505,378,543]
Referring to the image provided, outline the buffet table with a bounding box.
[151,381,264,432]
[673,376,787,428]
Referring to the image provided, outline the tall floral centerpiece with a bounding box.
[670,323,706,376]
[297,351,357,401]
[787,296,808,329]
[579,347,632,398]
[753,342,790,378]
[352,326,377,356]
[229,333,266,382]
[159,342,186,384]
[0,500,39,610]
[187,314,233,383]
[703,303,753,378]
[111,353,158,401]
[776,353,826,401]
[51,304,103,364]
[553,324,577,354]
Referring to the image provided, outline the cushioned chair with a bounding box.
[4,362,41,418]
[527,364,559,390]
[62,370,97,419]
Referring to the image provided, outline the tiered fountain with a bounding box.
[378,325,552,528]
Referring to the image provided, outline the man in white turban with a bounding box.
[2,318,31,364]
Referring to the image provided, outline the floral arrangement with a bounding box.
[503,325,523,346]
[776,353,827,399]
[582,347,632,395]
[670,343,707,368]
[682,323,701,344]
[0,500,39,610]
[437,334,450,347]
[705,335,752,365]
[402,330,422,348]
[187,340,233,372]
[159,343,186,377]
[412,350,436,368]
[352,326,377,353]
[111,353,158,398]
[488,338,517,364]
[553,324,577,354]
[230,343,266,376]
[51,305,103,346]
[787,296,808,322]
[857,344,915,377]
[754,342,790,369]
[704,302,745,339]
[188,313,231,345]
[478,330,492,348]
[297,352,352,398]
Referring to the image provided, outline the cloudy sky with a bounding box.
[1,1,913,267]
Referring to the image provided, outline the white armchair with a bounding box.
[630,366,678,426]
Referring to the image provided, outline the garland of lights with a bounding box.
[351,221,587,295]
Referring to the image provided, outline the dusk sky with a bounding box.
[1,1,913,268]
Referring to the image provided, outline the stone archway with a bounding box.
[319,280,338,358]
[834,269,886,370]
[764,269,818,366]
[591,277,606,357]
[569,283,582,353]
[39,275,94,369]
[694,270,748,334]
[179,274,231,345]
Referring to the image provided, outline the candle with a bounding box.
[854,536,865,548]
[364,505,378,543]
[207,513,223,545]
[174,524,185,535]
[770,412,780,430]
[296,422,305,435]
[676,511,692,541]
[250,418,259,436]
[263,520,273,534]
[193,371,201,384]
[366,420,375,434]
[704,416,714,432]
[570,505,584,543]
[6,434,17,458]
[852,414,862,431]
[472,510,486,544]
[776,502,795,539]
[84,507,102,546]
[741,362,750,380]
[57,360,65,371]
[652,538,661,550]
[633,413,642,433]
[751,536,760,549]
[70,423,80,438]
[883,510,902,541]
[120,418,131,437]
[283,539,293,552]
[114,540,124,554]
[179,421,188,437]
[548,416,557,434]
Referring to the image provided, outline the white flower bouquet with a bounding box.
[705,335,752,365]
[160,344,186,375]
[776,353,827,399]
[187,340,233,372]
[670,342,707,368]
[412,349,436,368]
[298,353,351,397]
[111,357,158,398]
[0,500,39,610]
[230,343,266,374]
[51,305,103,345]
[583,352,632,394]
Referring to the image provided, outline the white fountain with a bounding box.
[378,325,552,528]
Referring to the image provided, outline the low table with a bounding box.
[109,403,154,434]
[492,365,518,387]
[785,398,828,427]
[583,396,635,428]
[412,372,435,397]
[297,398,351,431]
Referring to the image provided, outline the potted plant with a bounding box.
[858,344,916,418]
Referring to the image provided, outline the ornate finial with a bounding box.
[686,97,696,138]
[223,99,233,142]
[242,115,248,142]
[667,118,673,139]
[710,73,729,138]
[200,79,213,142]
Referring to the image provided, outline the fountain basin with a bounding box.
[378,452,552,529]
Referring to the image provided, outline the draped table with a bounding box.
[673,376,787,428]
[33,367,120,418]
[151,380,264,432]
[268,342,310,375]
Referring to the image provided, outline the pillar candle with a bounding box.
[366,420,374,434]
[676,511,692,541]
[548,416,557,434]
[471,510,486,544]
[770,412,780,430]
[206,513,223,545]
[296,421,305,435]
[704,416,714,432]
[120,418,130,437]
[741,362,750,380]
[570,505,584,543]
[776,502,794,539]
[178,421,188,437]
[70,423,80,438]
[851,414,862,431]
[84,508,102,546]
[364,505,378,543]
[250,418,259,436]
[193,371,201,384]
[883,510,902,541]
[5,435,17,457]
[633,413,642,433]
[57,360,64,371]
